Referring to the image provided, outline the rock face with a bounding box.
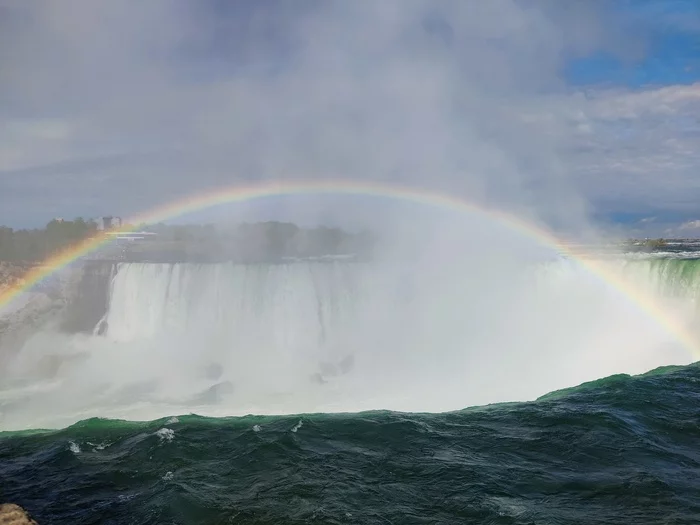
[0,504,38,525]
[59,261,114,333]
[0,262,33,294]
[0,263,85,366]
[0,292,55,368]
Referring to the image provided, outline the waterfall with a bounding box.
[1,256,696,430]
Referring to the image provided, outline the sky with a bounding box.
[0,0,699,237]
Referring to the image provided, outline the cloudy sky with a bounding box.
[0,0,699,236]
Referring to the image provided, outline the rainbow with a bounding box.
[1,178,698,358]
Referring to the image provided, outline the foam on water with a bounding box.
[155,428,175,443]
[0,252,695,431]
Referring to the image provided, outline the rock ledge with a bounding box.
[0,504,38,525]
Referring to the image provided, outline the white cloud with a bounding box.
[0,0,695,233]
[560,82,700,215]
[678,219,700,230]
[0,118,84,172]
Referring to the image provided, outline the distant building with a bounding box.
[96,216,123,230]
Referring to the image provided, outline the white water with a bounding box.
[0,257,695,431]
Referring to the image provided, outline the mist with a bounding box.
[1,1,696,431]
[0,0,641,226]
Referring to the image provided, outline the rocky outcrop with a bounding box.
[0,263,85,366]
[0,262,34,294]
[0,292,56,370]
[0,504,38,524]
[59,261,114,333]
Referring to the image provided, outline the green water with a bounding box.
[2,364,700,524]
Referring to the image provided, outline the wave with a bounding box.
[4,360,699,523]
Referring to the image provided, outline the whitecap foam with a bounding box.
[155,428,175,442]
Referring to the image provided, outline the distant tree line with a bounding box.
[131,221,378,262]
[622,238,668,252]
[0,219,378,263]
[0,218,98,262]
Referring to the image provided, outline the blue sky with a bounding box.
[564,0,700,234]
[0,0,699,237]
[567,0,700,87]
